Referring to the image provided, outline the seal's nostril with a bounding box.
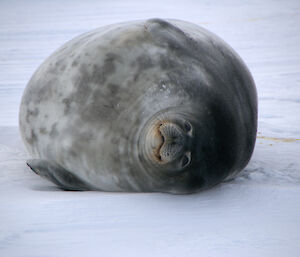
[161,133,165,144]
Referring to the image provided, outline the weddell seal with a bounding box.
[19,18,257,194]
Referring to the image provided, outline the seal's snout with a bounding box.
[140,111,194,173]
[157,122,185,163]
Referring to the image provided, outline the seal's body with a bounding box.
[19,19,257,194]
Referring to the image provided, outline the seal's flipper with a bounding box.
[27,159,92,191]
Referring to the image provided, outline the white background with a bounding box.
[0,0,300,256]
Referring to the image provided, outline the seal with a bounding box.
[19,18,257,194]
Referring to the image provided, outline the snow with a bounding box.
[1,0,300,256]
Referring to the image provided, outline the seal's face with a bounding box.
[138,102,240,194]
[138,108,206,193]
[144,119,193,173]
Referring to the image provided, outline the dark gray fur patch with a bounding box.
[49,123,58,137]
[110,137,119,145]
[131,54,155,82]
[28,76,57,103]
[39,127,47,135]
[62,98,72,114]
[71,60,78,67]
[25,107,39,123]
[60,64,66,72]
[132,54,154,69]
[80,131,93,142]
[70,53,121,106]
[26,129,37,145]
[80,86,122,123]
[89,52,118,85]
[107,83,120,95]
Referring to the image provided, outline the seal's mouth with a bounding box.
[154,124,165,161]
[153,122,186,163]
[138,108,195,175]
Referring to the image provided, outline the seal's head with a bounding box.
[138,100,241,194]
[140,110,193,174]
[138,108,207,193]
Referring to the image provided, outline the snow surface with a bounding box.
[0,0,300,256]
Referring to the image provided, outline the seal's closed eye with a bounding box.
[181,152,191,168]
[184,121,192,132]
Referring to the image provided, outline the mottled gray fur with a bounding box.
[19,19,257,193]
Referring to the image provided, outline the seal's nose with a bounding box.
[158,122,185,163]
[140,110,193,173]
